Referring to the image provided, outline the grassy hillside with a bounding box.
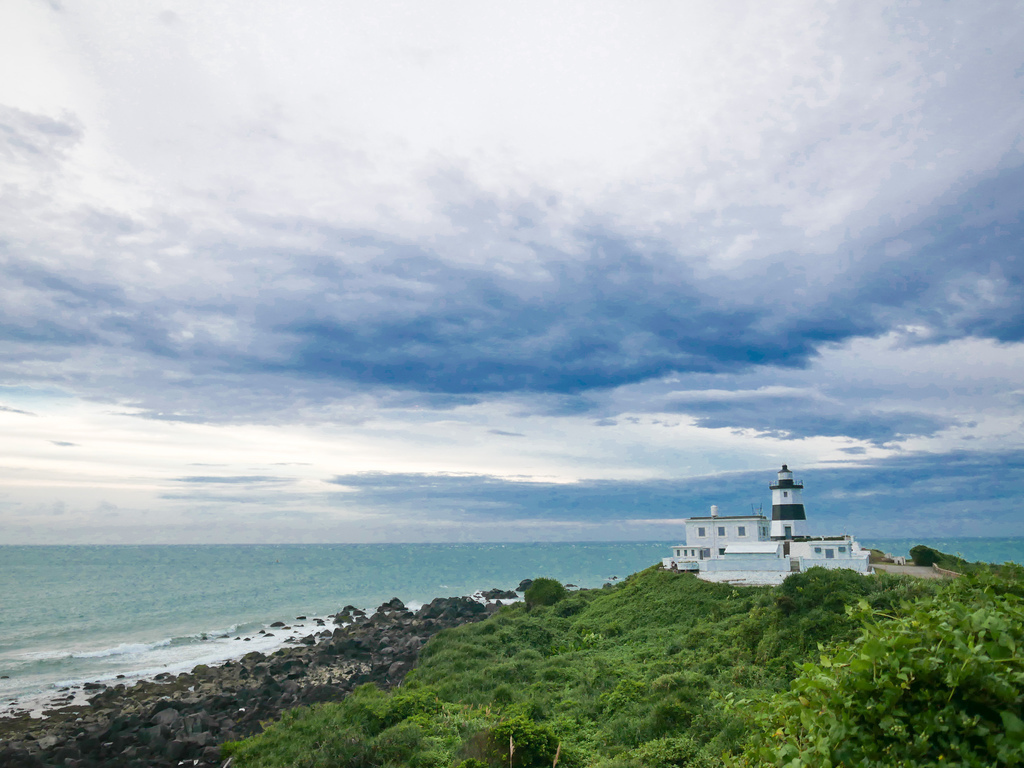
[223,564,951,767]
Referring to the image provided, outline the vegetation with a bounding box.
[223,554,1024,768]
[910,544,1002,576]
[909,544,941,567]
[732,566,1024,767]
[524,577,570,608]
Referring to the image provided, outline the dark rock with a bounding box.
[202,745,222,763]
[270,622,286,628]
[517,579,533,591]
[151,708,181,728]
[165,739,186,761]
[481,588,518,599]
[0,587,492,768]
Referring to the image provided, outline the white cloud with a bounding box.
[1,1,1023,541]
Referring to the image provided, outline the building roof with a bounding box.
[725,542,783,555]
[687,514,767,521]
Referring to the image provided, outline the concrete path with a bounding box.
[872,563,950,579]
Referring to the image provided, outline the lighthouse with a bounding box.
[770,464,808,539]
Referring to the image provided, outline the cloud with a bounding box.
[319,449,1024,538]
[1,404,36,416]
[171,476,294,484]
[663,389,956,444]
[50,440,77,446]
[1,2,1023,543]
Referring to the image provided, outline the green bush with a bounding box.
[225,562,973,768]
[619,735,715,768]
[489,715,561,768]
[738,570,1024,767]
[524,578,569,608]
[909,544,941,567]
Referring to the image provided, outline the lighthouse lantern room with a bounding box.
[770,464,808,539]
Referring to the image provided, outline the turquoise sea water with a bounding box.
[2,538,1022,714]
[861,537,1024,565]
[0,542,666,710]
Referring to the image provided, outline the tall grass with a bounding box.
[224,565,937,768]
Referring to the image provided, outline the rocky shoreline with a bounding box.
[0,587,526,768]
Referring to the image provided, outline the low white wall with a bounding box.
[698,570,789,586]
[703,556,790,572]
[798,557,871,573]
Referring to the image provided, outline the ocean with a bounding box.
[2,538,1022,716]
[0,542,666,714]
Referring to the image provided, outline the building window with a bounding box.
[697,527,705,537]
[718,548,726,556]
[838,547,846,553]
[814,547,822,554]
[717,526,725,536]
[738,526,746,536]
[825,549,835,559]
[783,491,788,497]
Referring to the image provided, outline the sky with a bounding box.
[1,1,1023,544]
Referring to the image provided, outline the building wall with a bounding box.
[797,556,871,573]
[701,555,790,573]
[698,570,789,586]
[684,518,770,555]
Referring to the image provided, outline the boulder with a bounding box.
[517,579,533,591]
[151,708,181,728]
[481,588,518,600]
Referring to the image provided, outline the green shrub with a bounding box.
[524,578,569,608]
[620,736,715,768]
[383,687,443,727]
[226,564,984,768]
[488,715,560,768]
[909,544,941,567]
[372,721,428,765]
[492,684,515,706]
[738,570,1024,767]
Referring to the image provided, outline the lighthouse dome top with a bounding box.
[770,464,803,490]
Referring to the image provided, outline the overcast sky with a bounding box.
[2,1,1023,544]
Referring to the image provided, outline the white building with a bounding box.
[662,465,871,585]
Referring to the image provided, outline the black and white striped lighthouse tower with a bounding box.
[769,464,808,539]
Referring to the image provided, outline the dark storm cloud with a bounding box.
[845,165,1024,344]
[186,164,1024,405]
[2,114,1023,452]
[664,391,956,444]
[324,450,1024,537]
[262,243,812,395]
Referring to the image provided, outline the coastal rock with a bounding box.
[517,579,533,591]
[151,708,181,728]
[0,593,493,768]
[481,588,518,599]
